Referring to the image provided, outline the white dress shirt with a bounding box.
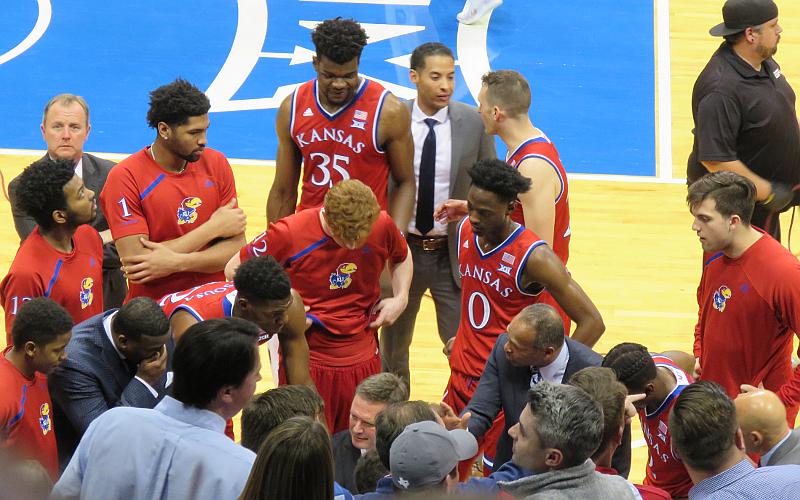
[533,343,571,385]
[408,101,452,236]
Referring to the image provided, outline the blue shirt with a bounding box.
[354,476,394,499]
[51,396,256,500]
[689,459,800,499]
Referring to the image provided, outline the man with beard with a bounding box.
[1,159,103,342]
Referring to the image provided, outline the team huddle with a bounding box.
[3,4,800,499]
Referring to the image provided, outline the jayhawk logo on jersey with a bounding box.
[39,403,52,435]
[177,197,203,224]
[713,285,732,312]
[330,263,358,290]
[79,277,94,309]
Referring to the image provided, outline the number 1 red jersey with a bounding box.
[451,219,546,378]
[506,135,571,265]
[291,78,391,211]
[639,355,693,498]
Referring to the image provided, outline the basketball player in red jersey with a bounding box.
[603,343,694,498]
[159,256,312,386]
[267,17,416,230]
[101,79,247,302]
[227,180,412,433]
[444,159,603,473]
[1,159,103,343]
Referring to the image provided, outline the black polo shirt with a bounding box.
[687,42,800,185]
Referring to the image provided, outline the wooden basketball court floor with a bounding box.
[1,0,799,484]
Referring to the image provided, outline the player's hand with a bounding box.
[624,393,646,425]
[368,295,408,328]
[443,337,456,359]
[434,199,468,224]
[740,383,764,394]
[693,358,702,379]
[762,182,794,213]
[437,402,471,431]
[136,345,168,387]
[208,198,247,238]
[122,238,185,283]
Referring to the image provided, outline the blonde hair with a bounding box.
[481,70,531,118]
[323,180,380,241]
[43,94,90,126]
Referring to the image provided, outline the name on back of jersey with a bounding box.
[460,263,513,298]
[295,127,365,154]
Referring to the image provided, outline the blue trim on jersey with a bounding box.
[4,384,27,432]
[289,88,297,137]
[314,78,369,121]
[705,252,724,266]
[456,216,469,260]
[286,236,330,264]
[44,260,64,298]
[475,224,524,260]
[516,240,548,296]
[306,313,329,331]
[222,295,234,317]
[373,90,389,154]
[140,173,166,200]
[172,305,204,322]
[505,136,551,162]
[646,383,688,420]
[515,153,565,203]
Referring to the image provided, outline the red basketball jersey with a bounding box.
[239,208,407,365]
[506,135,571,265]
[291,78,391,211]
[0,350,58,479]
[450,218,546,378]
[0,225,103,344]
[639,355,693,498]
[100,146,238,301]
[158,282,273,345]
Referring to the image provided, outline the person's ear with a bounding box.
[544,448,564,468]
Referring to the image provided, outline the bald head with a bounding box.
[735,390,789,455]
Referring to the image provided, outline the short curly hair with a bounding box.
[311,18,368,64]
[467,159,531,203]
[146,78,210,128]
[12,297,73,348]
[602,343,658,394]
[233,256,292,303]
[323,180,380,242]
[15,158,75,230]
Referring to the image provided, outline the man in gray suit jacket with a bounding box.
[48,297,172,467]
[736,388,800,466]
[8,94,126,308]
[441,304,630,476]
[381,42,495,387]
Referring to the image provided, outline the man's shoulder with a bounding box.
[83,153,116,172]
[565,338,602,366]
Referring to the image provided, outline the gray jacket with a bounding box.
[498,460,640,499]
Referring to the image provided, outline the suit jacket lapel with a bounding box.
[448,105,464,195]
[97,321,132,391]
[80,154,100,193]
[769,429,800,465]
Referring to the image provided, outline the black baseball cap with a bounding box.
[709,0,779,37]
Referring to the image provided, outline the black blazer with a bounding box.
[465,335,631,476]
[332,429,361,492]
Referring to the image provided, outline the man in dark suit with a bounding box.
[381,42,495,388]
[442,304,631,476]
[48,297,171,467]
[8,94,126,308]
[736,388,800,466]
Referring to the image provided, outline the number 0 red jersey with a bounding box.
[450,219,545,378]
[506,135,571,265]
[291,78,391,211]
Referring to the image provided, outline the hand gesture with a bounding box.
[436,401,471,431]
[208,198,247,238]
[434,199,468,224]
[368,295,408,328]
[136,345,168,387]
[122,238,183,283]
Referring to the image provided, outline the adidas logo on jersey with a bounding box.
[463,240,469,249]
[303,107,313,117]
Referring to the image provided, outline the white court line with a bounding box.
[656,0,673,179]
[615,310,696,319]
[632,439,647,449]
[0,0,52,65]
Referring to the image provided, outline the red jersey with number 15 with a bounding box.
[291,78,391,211]
[239,208,407,365]
[506,135,571,265]
[639,355,693,498]
[451,219,545,378]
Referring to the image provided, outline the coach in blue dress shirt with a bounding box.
[671,380,800,499]
[51,317,262,500]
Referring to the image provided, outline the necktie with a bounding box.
[415,118,437,235]
[530,367,543,388]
